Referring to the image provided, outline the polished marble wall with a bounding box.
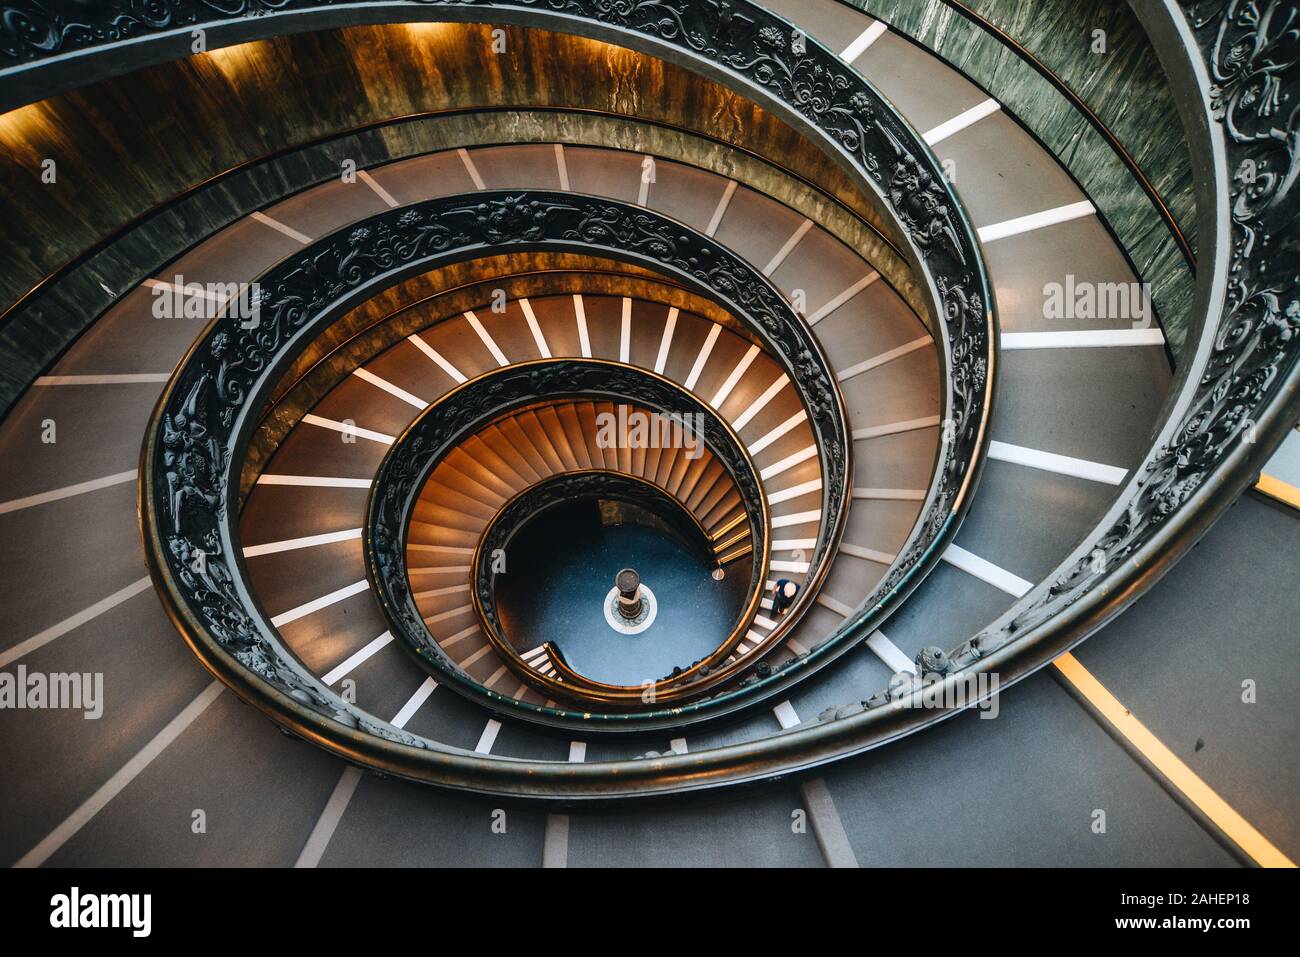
[841,0,1196,358]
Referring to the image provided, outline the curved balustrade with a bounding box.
[472,469,749,698]
[98,0,1005,790]
[367,361,771,718]
[3,0,996,505]
[802,1,1300,739]
[0,0,1285,810]
[143,184,970,773]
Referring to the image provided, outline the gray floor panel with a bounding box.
[566,783,824,867]
[821,671,1239,867]
[0,595,211,866]
[0,382,160,500]
[45,692,343,867]
[1073,495,1300,860]
[0,480,148,649]
[318,772,547,867]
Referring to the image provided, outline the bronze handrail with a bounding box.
[468,467,753,701]
[380,381,769,708]
[829,0,1196,269]
[129,1,998,779]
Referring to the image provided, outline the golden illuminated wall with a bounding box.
[0,22,898,314]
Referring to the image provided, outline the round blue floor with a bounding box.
[495,503,749,685]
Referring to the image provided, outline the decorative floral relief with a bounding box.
[2,0,990,548]
[148,190,864,728]
[384,383,766,698]
[19,0,995,730]
[924,0,1300,680]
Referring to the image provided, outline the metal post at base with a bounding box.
[616,568,643,620]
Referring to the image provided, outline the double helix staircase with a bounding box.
[0,0,1295,868]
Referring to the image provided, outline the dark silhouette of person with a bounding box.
[771,579,799,615]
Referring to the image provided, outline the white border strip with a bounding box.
[0,469,136,514]
[34,374,170,386]
[711,345,760,408]
[923,98,1001,146]
[270,579,371,627]
[866,629,916,674]
[816,594,853,617]
[620,297,633,363]
[391,677,439,729]
[771,539,815,552]
[840,542,896,565]
[475,718,502,754]
[977,200,1095,243]
[520,297,552,358]
[852,487,925,500]
[1001,328,1165,349]
[0,576,152,669]
[684,323,721,390]
[732,373,788,431]
[767,477,821,506]
[808,272,880,324]
[352,367,427,409]
[465,310,509,366]
[763,219,813,275]
[653,306,677,373]
[408,333,468,383]
[250,211,311,245]
[988,440,1127,484]
[575,294,593,359]
[706,181,737,236]
[769,559,810,574]
[837,337,931,382]
[554,144,571,191]
[942,544,1032,597]
[637,155,653,206]
[295,675,438,868]
[301,414,395,445]
[853,415,940,440]
[142,277,226,304]
[321,631,395,685]
[357,169,399,207]
[293,766,362,868]
[773,700,801,729]
[759,444,817,481]
[256,474,372,489]
[458,147,487,190]
[749,410,807,456]
[840,21,887,63]
[15,681,225,868]
[242,527,362,558]
[772,509,820,529]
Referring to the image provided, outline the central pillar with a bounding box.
[616,568,643,620]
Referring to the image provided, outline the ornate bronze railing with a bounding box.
[115,0,1004,789]
[367,362,771,716]
[472,468,750,697]
[141,184,898,745]
[0,0,1275,804]
[822,2,1300,729]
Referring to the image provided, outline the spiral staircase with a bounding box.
[0,0,1296,868]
